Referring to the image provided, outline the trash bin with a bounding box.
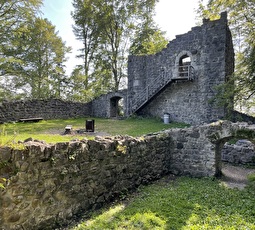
[85,119,95,132]
[163,113,170,124]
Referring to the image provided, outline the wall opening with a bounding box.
[178,55,192,78]
[215,136,255,180]
[110,96,124,117]
[179,55,191,66]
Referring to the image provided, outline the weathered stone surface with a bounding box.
[1,121,255,229]
[0,13,235,127]
[127,12,234,125]
[0,99,92,123]
[222,140,255,165]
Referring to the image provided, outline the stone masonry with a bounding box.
[0,91,128,123]
[0,13,235,126]
[222,140,255,165]
[127,12,234,125]
[1,121,255,229]
[0,99,92,123]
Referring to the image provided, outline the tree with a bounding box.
[71,0,165,101]
[71,0,100,90]
[0,0,42,73]
[197,0,255,113]
[1,18,71,99]
[67,66,94,102]
[0,0,43,99]
[130,21,168,55]
[70,0,104,101]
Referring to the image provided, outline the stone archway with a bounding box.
[173,50,196,80]
[110,96,124,117]
[91,89,127,118]
[208,122,255,177]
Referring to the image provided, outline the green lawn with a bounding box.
[0,117,189,146]
[72,176,255,230]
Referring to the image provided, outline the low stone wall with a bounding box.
[222,140,255,165]
[0,135,173,229]
[0,125,216,229]
[1,121,255,229]
[0,99,92,123]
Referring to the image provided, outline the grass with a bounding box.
[0,117,189,145]
[72,177,255,230]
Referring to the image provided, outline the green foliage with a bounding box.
[0,0,42,45]
[247,173,255,190]
[71,0,164,100]
[1,17,71,100]
[235,128,255,140]
[247,173,255,182]
[130,24,168,55]
[0,1,71,100]
[227,137,238,145]
[0,124,25,149]
[0,177,6,189]
[0,0,43,99]
[72,177,255,229]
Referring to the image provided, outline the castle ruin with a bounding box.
[126,12,234,125]
[0,12,235,126]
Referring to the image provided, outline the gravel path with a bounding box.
[221,163,255,189]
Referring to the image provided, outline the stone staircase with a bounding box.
[131,65,195,114]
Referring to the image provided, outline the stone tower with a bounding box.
[127,12,234,125]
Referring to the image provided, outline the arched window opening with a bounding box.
[179,55,191,78]
[179,55,191,66]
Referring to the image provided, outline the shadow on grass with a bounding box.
[72,176,255,230]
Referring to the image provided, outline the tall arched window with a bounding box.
[179,55,191,66]
[174,51,195,80]
[179,55,191,77]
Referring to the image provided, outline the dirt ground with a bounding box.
[221,163,255,189]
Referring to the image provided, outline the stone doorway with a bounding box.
[215,136,255,178]
[110,96,124,117]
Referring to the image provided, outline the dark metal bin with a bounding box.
[85,119,95,132]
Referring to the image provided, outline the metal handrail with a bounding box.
[131,65,194,113]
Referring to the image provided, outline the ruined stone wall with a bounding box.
[222,141,255,165]
[127,12,234,125]
[0,90,129,123]
[0,124,218,229]
[0,135,173,229]
[0,99,92,123]
[1,121,255,229]
[91,90,128,118]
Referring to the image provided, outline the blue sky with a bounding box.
[42,0,202,75]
